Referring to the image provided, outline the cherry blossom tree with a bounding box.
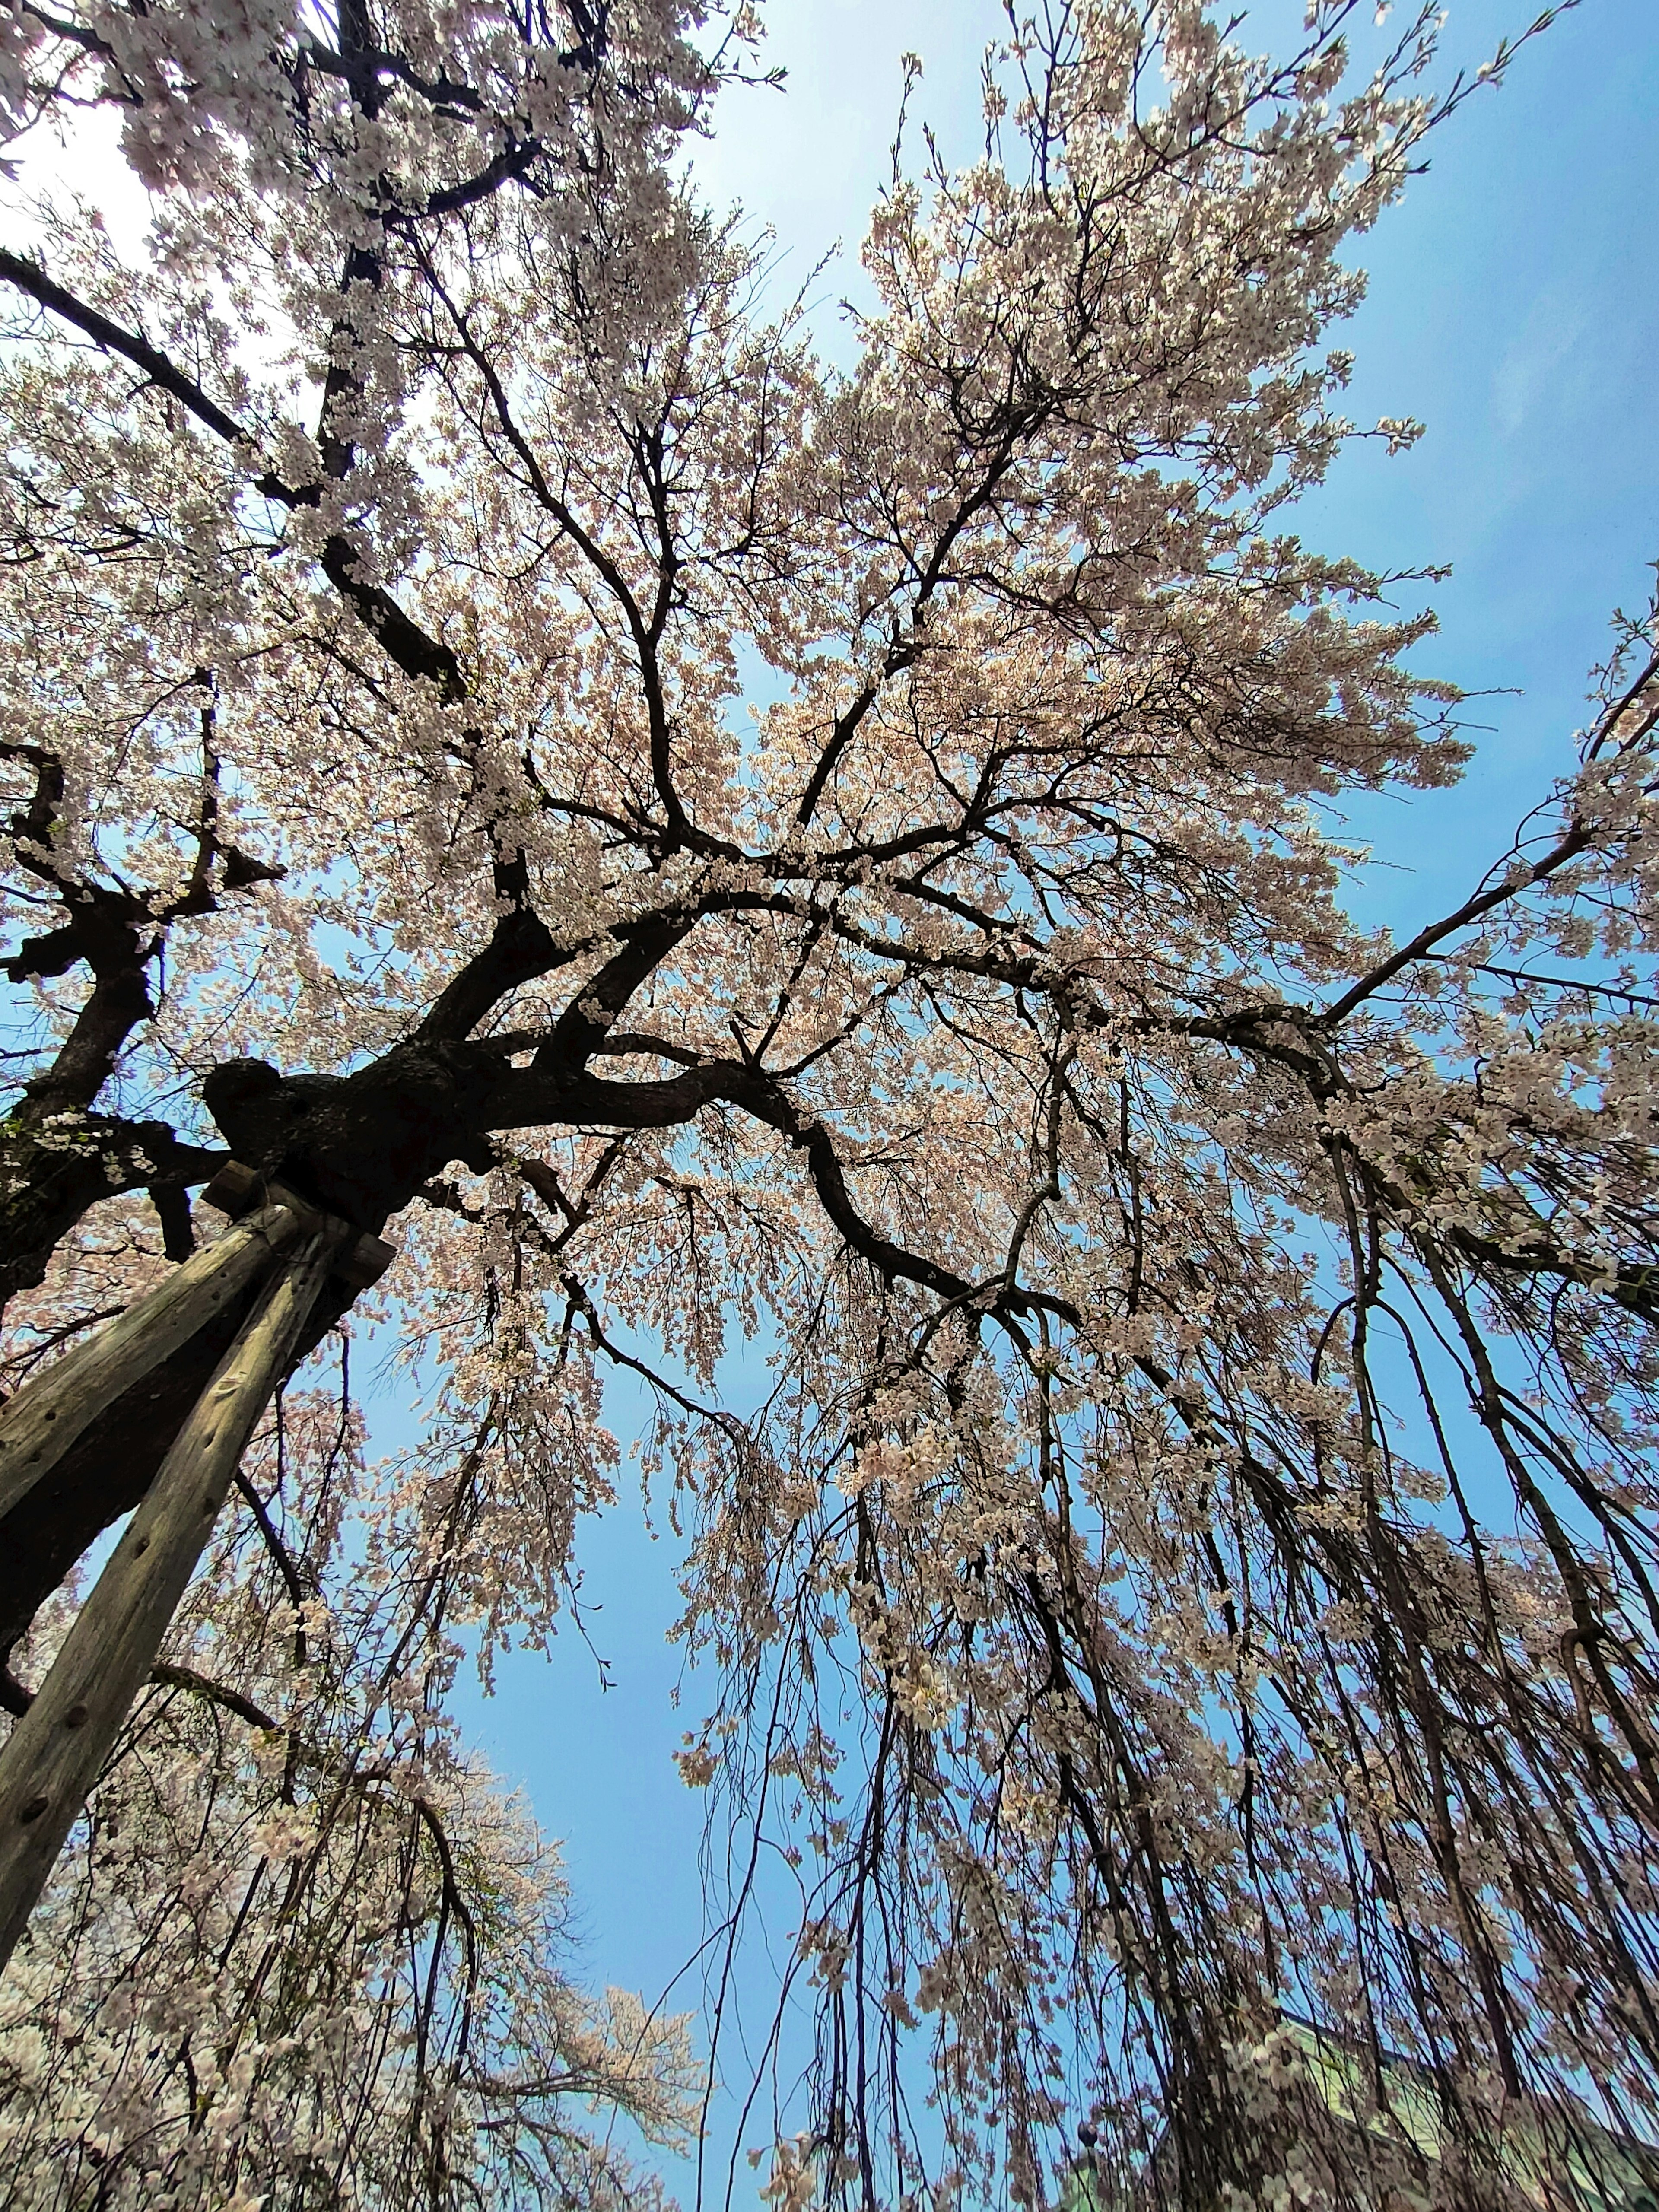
[1,0,1655,2206]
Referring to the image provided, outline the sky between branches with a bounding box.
[423,0,1659,2180]
[13,0,1656,2187]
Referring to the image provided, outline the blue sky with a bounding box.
[0,0,1652,2191]
[429,0,1659,2190]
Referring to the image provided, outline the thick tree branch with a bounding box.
[414,907,566,1045]
[0,248,256,452]
[0,251,468,705]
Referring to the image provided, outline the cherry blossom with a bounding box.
[0,1,1650,2206]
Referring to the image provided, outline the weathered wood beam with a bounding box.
[0,1225,345,1974]
[0,1201,301,1523]
[200,1160,396,1287]
[0,1169,396,1662]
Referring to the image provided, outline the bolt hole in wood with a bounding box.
[63,1706,87,1729]
[18,1797,48,1826]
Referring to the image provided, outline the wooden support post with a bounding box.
[202,1162,397,1290]
[0,1226,344,1976]
[0,1201,302,1523]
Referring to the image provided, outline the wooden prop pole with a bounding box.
[0,1201,302,1522]
[0,1226,344,1976]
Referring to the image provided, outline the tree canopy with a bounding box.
[0,1,1656,2206]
